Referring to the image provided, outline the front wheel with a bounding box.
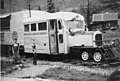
[93,52,102,62]
[81,51,89,61]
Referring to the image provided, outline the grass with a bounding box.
[103,30,120,40]
[103,29,120,58]
[1,58,14,71]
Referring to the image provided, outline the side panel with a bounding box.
[24,21,50,54]
[24,32,50,54]
[69,34,93,47]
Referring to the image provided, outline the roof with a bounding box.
[0,9,28,18]
[52,12,84,21]
[23,10,51,23]
[0,13,11,18]
[23,10,84,23]
[92,13,118,22]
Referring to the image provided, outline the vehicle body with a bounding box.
[23,11,120,62]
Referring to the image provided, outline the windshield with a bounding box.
[64,20,84,30]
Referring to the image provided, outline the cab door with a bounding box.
[57,19,65,54]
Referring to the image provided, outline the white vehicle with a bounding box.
[23,11,119,62]
[23,12,85,54]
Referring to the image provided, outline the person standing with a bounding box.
[12,38,20,64]
[32,41,37,65]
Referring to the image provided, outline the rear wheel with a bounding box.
[81,51,89,61]
[93,52,102,62]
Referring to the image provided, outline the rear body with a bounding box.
[24,19,66,55]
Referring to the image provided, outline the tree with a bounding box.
[55,6,59,12]
[47,0,55,13]
[78,0,103,23]
[99,0,120,12]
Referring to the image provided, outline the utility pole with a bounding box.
[87,0,90,30]
[29,4,31,17]
[10,0,11,13]
[1,0,5,9]
[38,5,41,10]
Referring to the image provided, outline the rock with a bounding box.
[18,67,21,70]
[19,64,23,67]
[13,66,18,70]
[15,65,20,67]
[1,71,6,75]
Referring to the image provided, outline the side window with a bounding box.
[50,34,55,43]
[38,22,47,31]
[59,34,63,43]
[31,23,36,31]
[58,20,62,29]
[24,24,29,32]
[50,19,57,30]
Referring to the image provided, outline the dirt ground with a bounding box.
[38,66,107,81]
[1,58,110,81]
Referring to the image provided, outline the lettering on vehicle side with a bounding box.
[24,32,47,35]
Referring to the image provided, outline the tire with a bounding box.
[81,51,89,61]
[93,52,102,62]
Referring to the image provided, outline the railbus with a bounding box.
[23,11,120,62]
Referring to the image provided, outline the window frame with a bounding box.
[49,19,57,30]
[59,34,63,43]
[24,24,30,32]
[31,23,37,31]
[38,21,47,31]
[58,20,63,29]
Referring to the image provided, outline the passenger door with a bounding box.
[49,19,65,54]
[49,19,59,54]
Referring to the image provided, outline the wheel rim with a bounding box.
[81,51,89,61]
[93,52,102,62]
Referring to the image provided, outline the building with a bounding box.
[89,13,119,31]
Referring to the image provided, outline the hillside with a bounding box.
[1,0,120,16]
[1,0,120,22]
[0,0,82,13]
